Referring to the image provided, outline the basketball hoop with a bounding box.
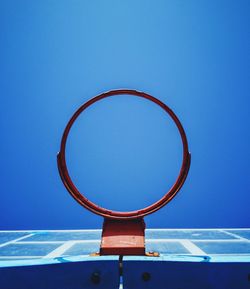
[57,89,191,255]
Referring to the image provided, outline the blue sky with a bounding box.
[1,0,249,230]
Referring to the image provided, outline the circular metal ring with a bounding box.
[57,89,191,219]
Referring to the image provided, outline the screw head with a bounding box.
[91,272,101,284]
[142,272,151,281]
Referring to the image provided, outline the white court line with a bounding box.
[17,241,65,244]
[0,228,249,233]
[0,256,41,259]
[219,229,249,241]
[43,241,76,258]
[0,229,102,233]
[146,238,249,243]
[179,240,207,255]
[0,234,34,248]
[17,239,249,245]
[204,253,250,256]
[19,240,100,244]
[0,253,249,260]
[146,228,250,231]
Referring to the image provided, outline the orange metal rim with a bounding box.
[57,89,191,219]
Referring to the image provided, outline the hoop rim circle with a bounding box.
[57,89,191,219]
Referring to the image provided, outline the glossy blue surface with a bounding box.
[122,258,250,289]
[0,258,120,289]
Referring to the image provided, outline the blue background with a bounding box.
[1,0,249,230]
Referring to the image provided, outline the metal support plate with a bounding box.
[122,256,250,289]
[100,218,145,255]
[0,256,120,289]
